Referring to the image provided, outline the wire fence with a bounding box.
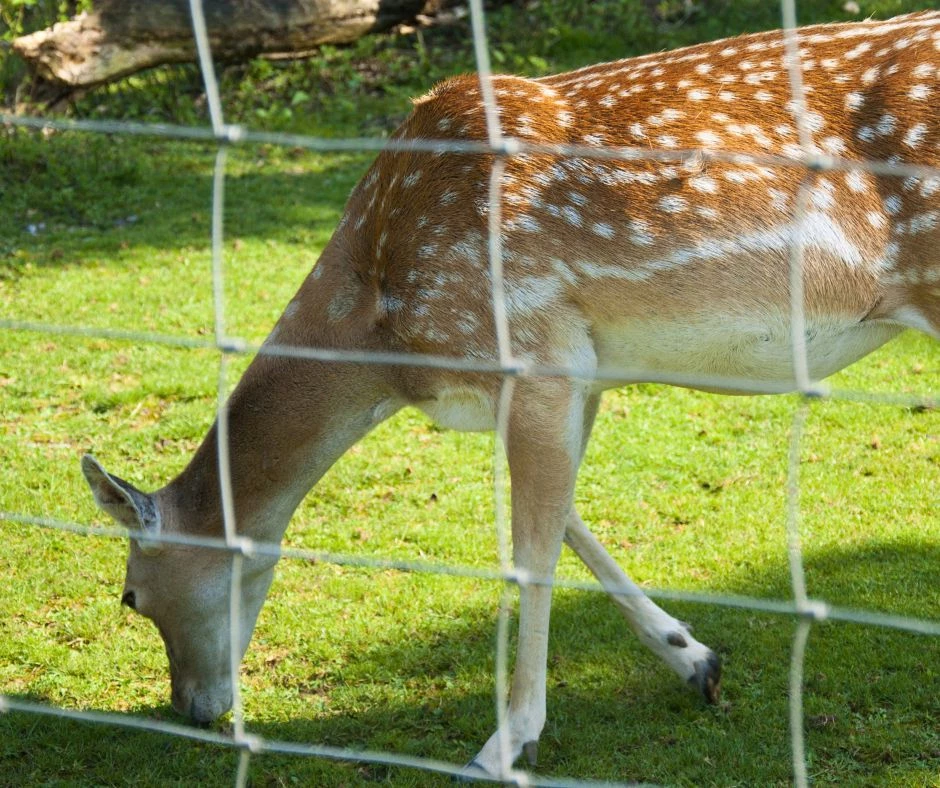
[1,1,939,785]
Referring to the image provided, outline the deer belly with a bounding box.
[417,387,497,431]
[593,315,902,390]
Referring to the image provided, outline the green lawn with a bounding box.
[1,1,938,785]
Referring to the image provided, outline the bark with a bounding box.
[12,0,463,90]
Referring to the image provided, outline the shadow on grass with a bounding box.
[0,697,246,785]
[0,130,374,268]
[3,541,938,785]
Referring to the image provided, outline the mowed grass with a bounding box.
[2,2,939,785]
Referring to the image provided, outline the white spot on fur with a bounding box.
[768,188,790,212]
[382,294,404,313]
[903,123,927,148]
[696,130,721,147]
[456,313,479,334]
[568,191,588,206]
[592,222,615,239]
[690,176,718,194]
[503,275,562,317]
[821,136,847,155]
[804,111,826,133]
[845,170,867,193]
[562,206,583,226]
[658,196,687,214]
[515,215,542,233]
[812,179,836,211]
[628,219,655,246]
[327,292,355,321]
[844,41,872,59]
[282,301,300,321]
[908,211,939,234]
[875,115,897,136]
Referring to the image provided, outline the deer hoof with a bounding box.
[453,760,489,783]
[689,651,722,704]
[522,740,538,767]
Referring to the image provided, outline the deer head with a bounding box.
[82,454,276,723]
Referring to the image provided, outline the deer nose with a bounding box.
[189,697,215,726]
[188,690,232,725]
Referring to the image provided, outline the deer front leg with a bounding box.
[466,378,587,779]
[564,511,721,703]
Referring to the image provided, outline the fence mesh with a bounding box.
[1,1,939,785]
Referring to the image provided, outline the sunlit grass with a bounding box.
[2,1,939,784]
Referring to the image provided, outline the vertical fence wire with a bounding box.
[189,0,253,780]
[786,404,810,788]
[0,2,938,786]
[778,4,811,783]
[467,0,525,779]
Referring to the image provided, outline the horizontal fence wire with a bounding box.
[2,508,939,638]
[1,1,939,786]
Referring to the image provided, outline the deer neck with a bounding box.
[158,247,401,544]
[159,356,396,544]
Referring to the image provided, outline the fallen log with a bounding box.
[12,0,463,91]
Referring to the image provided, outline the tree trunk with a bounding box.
[12,0,463,90]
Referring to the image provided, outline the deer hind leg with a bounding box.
[466,376,590,778]
[564,511,721,702]
[565,394,721,702]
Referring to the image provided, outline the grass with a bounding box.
[1,0,939,785]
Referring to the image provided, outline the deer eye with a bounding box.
[121,590,137,610]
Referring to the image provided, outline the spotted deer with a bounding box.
[83,10,939,779]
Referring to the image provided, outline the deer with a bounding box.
[82,10,939,780]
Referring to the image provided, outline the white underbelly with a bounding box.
[594,315,902,391]
[416,316,902,431]
[418,387,497,431]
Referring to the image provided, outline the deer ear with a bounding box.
[81,454,162,553]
